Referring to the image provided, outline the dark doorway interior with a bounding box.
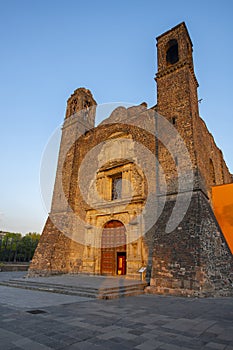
[117,252,126,275]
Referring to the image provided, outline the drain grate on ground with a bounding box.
[26,309,47,314]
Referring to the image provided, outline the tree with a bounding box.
[0,232,40,262]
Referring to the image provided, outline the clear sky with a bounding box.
[0,0,232,234]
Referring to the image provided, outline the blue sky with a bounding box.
[0,0,232,234]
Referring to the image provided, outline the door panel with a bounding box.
[101,220,126,275]
[101,251,115,275]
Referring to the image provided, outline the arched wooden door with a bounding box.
[101,220,126,276]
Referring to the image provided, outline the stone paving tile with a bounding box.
[204,342,227,349]
[128,329,145,336]
[0,271,26,281]
[96,340,133,349]
[118,336,150,348]
[217,329,233,342]
[12,338,53,350]
[0,274,233,350]
[0,342,22,350]
[0,285,90,308]
[159,345,184,350]
[162,318,200,331]
[135,339,165,349]
[68,342,102,350]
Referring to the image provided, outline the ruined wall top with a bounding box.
[65,87,97,122]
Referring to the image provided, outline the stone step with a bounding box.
[5,278,145,293]
[0,279,146,299]
[0,281,97,298]
[3,278,146,295]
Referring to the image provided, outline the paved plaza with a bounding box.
[0,272,232,350]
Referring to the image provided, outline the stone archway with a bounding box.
[101,220,126,276]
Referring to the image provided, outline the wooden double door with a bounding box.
[101,220,126,276]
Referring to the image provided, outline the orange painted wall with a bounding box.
[212,183,233,254]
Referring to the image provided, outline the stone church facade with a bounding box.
[29,22,233,296]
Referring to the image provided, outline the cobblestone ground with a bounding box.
[0,272,232,350]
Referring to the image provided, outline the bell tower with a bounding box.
[29,88,97,276]
[156,22,199,120]
[51,88,97,214]
[155,22,200,193]
[150,23,233,297]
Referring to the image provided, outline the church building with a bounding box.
[29,22,233,297]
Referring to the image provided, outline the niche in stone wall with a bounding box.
[209,158,216,185]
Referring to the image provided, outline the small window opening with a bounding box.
[111,174,122,200]
[83,101,90,121]
[171,117,176,125]
[166,39,179,65]
[83,100,90,108]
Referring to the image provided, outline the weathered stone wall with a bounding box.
[147,191,233,296]
[29,217,85,276]
[198,192,233,296]
[193,115,232,199]
[30,102,157,277]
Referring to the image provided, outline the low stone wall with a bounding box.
[0,263,29,272]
